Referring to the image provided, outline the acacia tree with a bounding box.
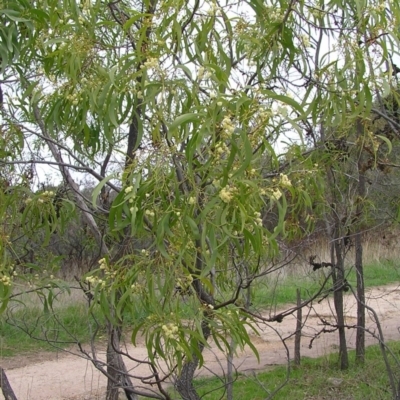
[288,0,400,371]
[1,0,400,398]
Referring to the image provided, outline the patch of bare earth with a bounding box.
[1,284,400,399]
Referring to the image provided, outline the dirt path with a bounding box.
[1,284,400,400]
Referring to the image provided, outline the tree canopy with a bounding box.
[1,0,400,398]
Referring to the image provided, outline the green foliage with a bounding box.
[2,0,400,387]
[169,341,400,399]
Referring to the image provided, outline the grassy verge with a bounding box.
[347,259,400,287]
[252,259,400,308]
[0,302,106,357]
[168,342,400,399]
[1,259,398,358]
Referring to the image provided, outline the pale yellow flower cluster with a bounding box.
[270,188,282,201]
[299,34,310,48]
[84,258,116,289]
[219,186,235,203]
[0,275,11,286]
[269,9,283,22]
[254,211,263,227]
[215,142,229,156]
[188,196,196,205]
[197,66,211,80]
[176,274,193,292]
[66,92,80,106]
[125,186,134,194]
[82,0,91,10]
[197,66,205,79]
[85,275,106,288]
[145,209,155,217]
[162,323,179,339]
[144,57,159,69]
[35,190,55,204]
[221,115,235,137]
[131,282,145,294]
[279,173,291,187]
[247,168,257,177]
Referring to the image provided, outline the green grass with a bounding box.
[1,259,398,358]
[252,259,400,309]
[169,342,400,399]
[347,259,400,288]
[0,302,106,357]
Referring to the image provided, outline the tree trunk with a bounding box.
[106,324,138,400]
[355,119,366,364]
[332,239,349,370]
[294,289,302,366]
[175,323,211,400]
[106,343,120,400]
[354,230,365,364]
[0,367,18,400]
[32,103,137,400]
[175,357,201,400]
[324,161,348,370]
[226,339,234,400]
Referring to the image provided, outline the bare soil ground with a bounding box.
[1,284,400,400]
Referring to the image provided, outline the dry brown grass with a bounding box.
[9,283,87,310]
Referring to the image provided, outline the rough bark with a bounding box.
[125,101,142,168]
[333,239,349,370]
[354,229,365,363]
[355,119,366,364]
[106,325,138,400]
[226,340,234,400]
[106,337,121,400]
[294,288,302,366]
[0,367,18,400]
[175,358,201,400]
[175,323,211,400]
[325,163,349,371]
